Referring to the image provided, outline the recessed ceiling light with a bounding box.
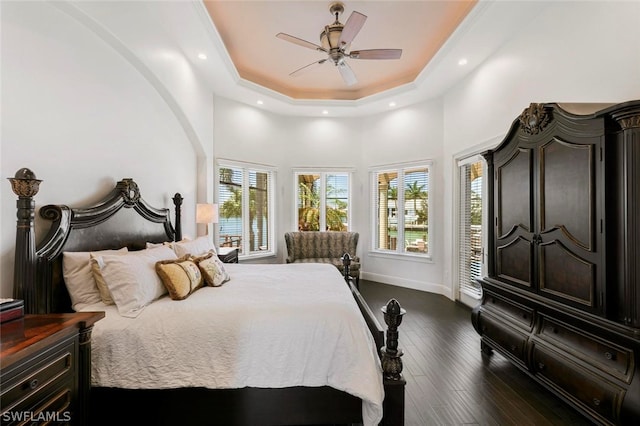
[389,102,396,108]
[322,110,329,115]
[198,53,207,60]
[458,58,468,66]
[256,100,264,105]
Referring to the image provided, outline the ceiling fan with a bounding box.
[276,2,402,86]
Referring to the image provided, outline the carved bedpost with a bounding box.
[172,193,183,242]
[341,252,352,282]
[381,299,405,379]
[381,298,406,426]
[8,168,42,314]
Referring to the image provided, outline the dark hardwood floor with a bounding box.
[358,280,594,426]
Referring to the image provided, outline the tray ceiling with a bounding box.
[204,1,477,101]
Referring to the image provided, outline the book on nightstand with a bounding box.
[0,298,24,323]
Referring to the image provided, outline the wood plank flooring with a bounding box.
[358,280,594,426]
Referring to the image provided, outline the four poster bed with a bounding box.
[8,174,406,426]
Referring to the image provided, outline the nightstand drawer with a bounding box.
[1,382,73,426]
[1,336,76,418]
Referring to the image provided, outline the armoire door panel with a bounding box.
[539,240,595,307]
[497,235,533,287]
[539,138,595,251]
[497,148,533,238]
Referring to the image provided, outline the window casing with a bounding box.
[217,160,275,258]
[371,161,431,257]
[293,169,351,231]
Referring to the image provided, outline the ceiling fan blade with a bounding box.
[290,59,328,77]
[338,61,358,86]
[276,32,327,53]
[338,11,367,46]
[350,49,403,60]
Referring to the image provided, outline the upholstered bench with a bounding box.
[284,231,360,286]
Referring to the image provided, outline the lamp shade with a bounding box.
[196,203,218,224]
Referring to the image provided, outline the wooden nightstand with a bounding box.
[0,312,104,425]
[217,247,239,263]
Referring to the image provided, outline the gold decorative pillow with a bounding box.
[192,251,230,287]
[156,255,204,300]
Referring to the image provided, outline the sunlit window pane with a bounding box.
[403,167,428,254]
[371,163,431,257]
[326,173,349,231]
[297,174,320,231]
[375,171,398,250]
[250,171,270,252]
[295,171,350,232]
[219,167,243,252]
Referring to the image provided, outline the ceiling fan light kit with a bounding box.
[320,2,346,52]
[276,2,402,86]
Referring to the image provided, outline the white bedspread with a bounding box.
[83,263,384,425]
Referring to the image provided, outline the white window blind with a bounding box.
[457,156,485,297]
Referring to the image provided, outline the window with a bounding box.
[217,160,275,258]
[294,170,351,231]
[371,162,431,256]
[457,155,486,298]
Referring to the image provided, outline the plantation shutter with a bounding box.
[372,170,397,251]
[458,156,485,297]
[218,166,244,252]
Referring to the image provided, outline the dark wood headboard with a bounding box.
[9,174,183,314]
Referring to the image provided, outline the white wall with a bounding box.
[441,0,640,305]
[0,2,213,298]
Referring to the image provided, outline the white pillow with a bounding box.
[62,247,128,311]
[173,235,216,257]
[93,245,177,318]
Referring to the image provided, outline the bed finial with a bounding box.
[381,298,405,380]
[8,168,42,313]
[172,193,183,242]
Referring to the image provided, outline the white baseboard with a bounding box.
[458,291,482,309]
[361,271,453,300]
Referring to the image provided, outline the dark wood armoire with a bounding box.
[472,100,640,425]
